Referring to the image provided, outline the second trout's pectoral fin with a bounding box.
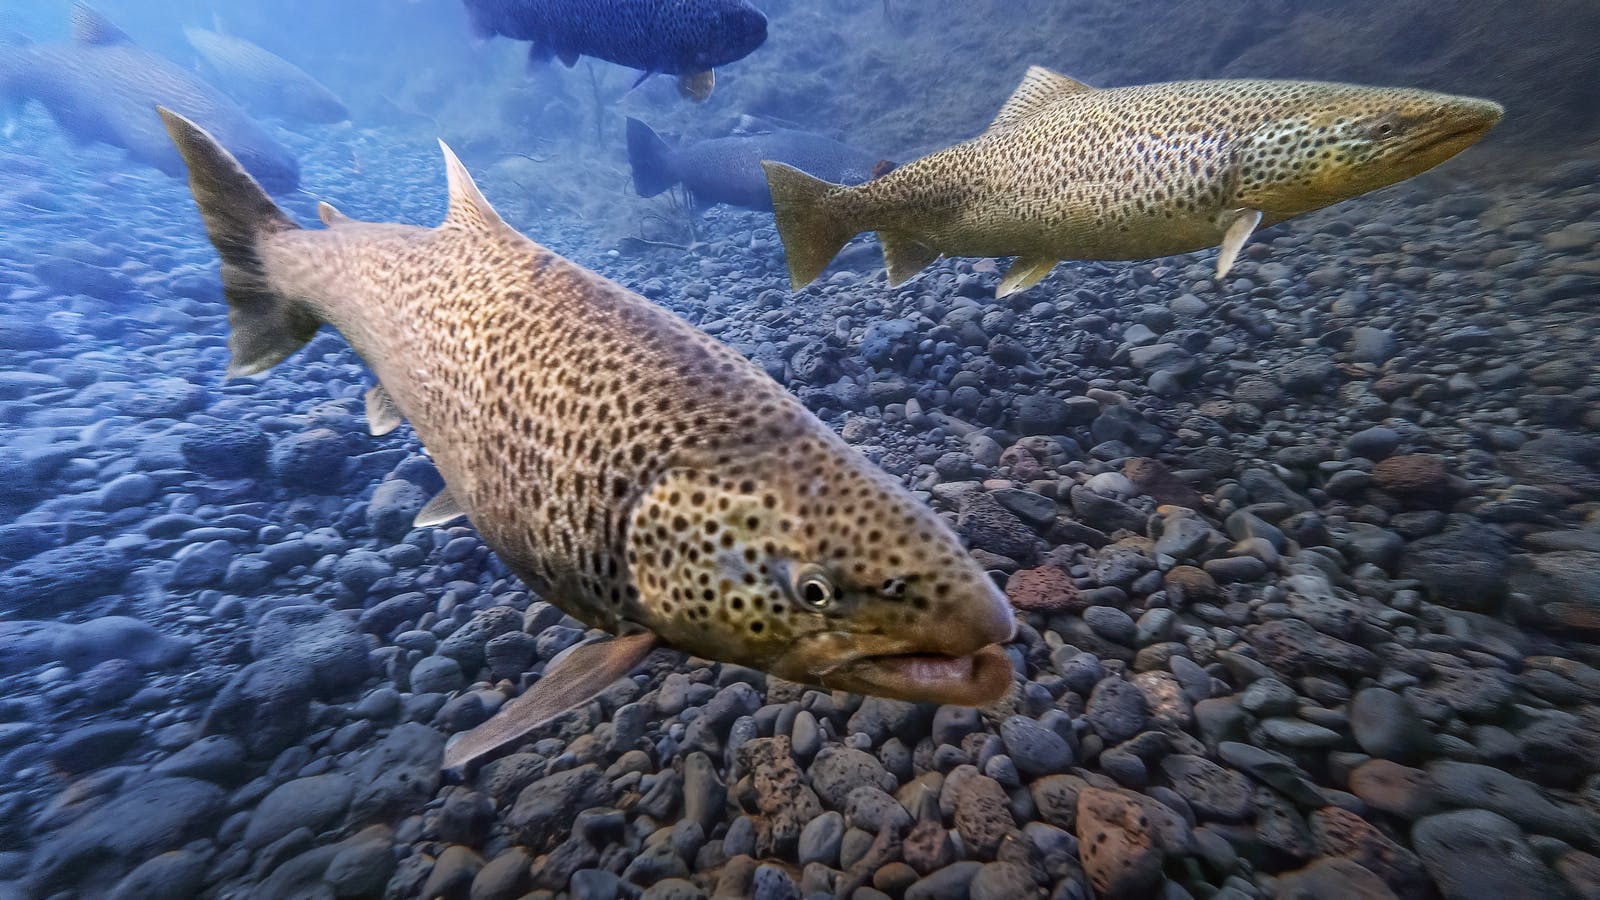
[677,71,714,103]
[879,231,940,287]
[414,487,468,527]
[440,629,658,773]
[996,255,1057,297]
[989,65,1095,130]
[364,385,403,436]
[1215,208,1263,280]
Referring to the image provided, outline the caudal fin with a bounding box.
[158,107,317,377]
[762,161,856,290]
[625,117,676,198]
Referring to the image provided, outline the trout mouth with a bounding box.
[823,643,1014,706]
[1396,102,1503,164]
[779,634,1014,707]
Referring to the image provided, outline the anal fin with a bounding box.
[996,255,1057,297]
[1215,208,1262,280]
[441,629,658,772]
[677,70,714,102]
[414,487,468,527]
[365,384,403,436]
[879,231,940,287]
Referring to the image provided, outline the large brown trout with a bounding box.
[765,67,1502,296]
[159,109,1016,773]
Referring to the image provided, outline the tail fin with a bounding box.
[762,161,856,290]
[158,107,318,377]
[625,117,676,198]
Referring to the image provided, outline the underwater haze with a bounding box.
[2,0,1600,898]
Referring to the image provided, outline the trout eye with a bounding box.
[1365,115,1406,140]
[791,564,836,610]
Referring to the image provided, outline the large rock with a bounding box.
[1412,810,1566,900]
[244,774,356,849]
[348,722,447,823]
[29,778,227,895]
[270,428,354,491]
[1509,551,1600,636]
[1076,787,1187,899]
[508,764,612,852]
[204,605,370,755]
[181,421,270,478]
[0,539,133,615]
[958,491,1039,563]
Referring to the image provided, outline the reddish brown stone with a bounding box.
[1004,565,1082,612]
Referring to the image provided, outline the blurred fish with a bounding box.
[0,4,298,193]
[626,117,889,212]
[765,67,1503,296]
[183,26,349,124]
[461,0,767,101]
[158,109,1016,774]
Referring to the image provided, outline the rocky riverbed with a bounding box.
[1,111,1599,900]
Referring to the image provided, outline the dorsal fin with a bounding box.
[437,140,504,231]
[318,201,353,226]
[989,65,1094,130]
[71,3,133,45]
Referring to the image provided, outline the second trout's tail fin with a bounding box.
[762,161,856,290]
[159,106,317,377]
[625,117,676,198]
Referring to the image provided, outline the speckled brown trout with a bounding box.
[765,66,1502,296]
[158,108,1016,773]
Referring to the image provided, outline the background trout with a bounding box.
[158,109,1016,773]
[765,66,1502,296]
[185,26,349,124]
[627,116,888,212]
[0,4,299,193]
[461,0,766,100]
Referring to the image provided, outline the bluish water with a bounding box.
[2,1,1599,898]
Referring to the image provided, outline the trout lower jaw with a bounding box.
[822,643,1014,706]
[778,640,1014,707]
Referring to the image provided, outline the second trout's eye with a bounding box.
[791,565,836,610]
[1366,115,1406,140]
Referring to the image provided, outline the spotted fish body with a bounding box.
[157,110,1015,773]
[765,67,1503,296]
[461,0,766,100]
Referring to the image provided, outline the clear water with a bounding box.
[2,1,1598,898]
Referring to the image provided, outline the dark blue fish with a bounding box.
[627,117,891,212]
[0,4,299,193]
[462,0,766,101]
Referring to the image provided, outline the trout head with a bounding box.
[1235,82,1502,221]
[625,432,1016,706]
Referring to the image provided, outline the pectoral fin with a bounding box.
[996,255,1057,297]
[441,629,658,772]
[1216,208,1262,280]
[677,70,714,102]
[364,385,403,436]
[414,487,467,527]
[879,231,940,287]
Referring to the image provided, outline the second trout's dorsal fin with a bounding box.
[72,3,134,45]
[989,66,1094,130]
[437,140,505,232]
